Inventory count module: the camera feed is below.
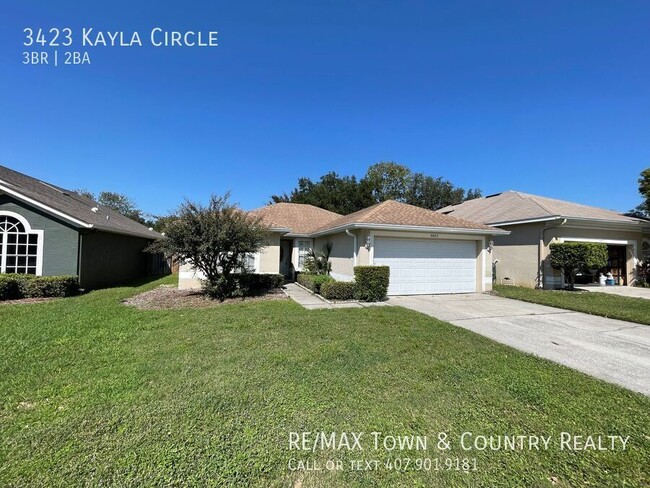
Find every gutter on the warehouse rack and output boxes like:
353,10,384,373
345,228,358,266
311,222,509,238
489,215,643,228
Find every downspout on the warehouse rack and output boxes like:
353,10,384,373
345,228,357,266
539,218,567,288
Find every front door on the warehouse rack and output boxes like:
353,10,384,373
279,239,293,279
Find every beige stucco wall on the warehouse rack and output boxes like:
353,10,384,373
178,261,204,290
492,222,543,288
315,231,356,281
258,233,281,273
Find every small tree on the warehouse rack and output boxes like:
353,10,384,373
148,194,269,300
303,243,333,275
549,242,608,290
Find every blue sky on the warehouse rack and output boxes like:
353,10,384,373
1,1,648,216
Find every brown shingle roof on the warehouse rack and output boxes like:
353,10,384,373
312,200,500,234
0,165,162,239
438,191,642,225
249,202,342,235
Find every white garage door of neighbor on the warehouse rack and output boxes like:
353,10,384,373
373,237,477,295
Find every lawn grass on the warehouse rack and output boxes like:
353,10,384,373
492,285,650,326
1,276,648,487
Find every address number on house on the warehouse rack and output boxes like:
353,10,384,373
430,233,439,238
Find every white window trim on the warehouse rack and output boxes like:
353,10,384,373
0,210,44,276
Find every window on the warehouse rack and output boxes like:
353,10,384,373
0,214,42,275
243,253,257,273
298,240,312,270
643,240,650,262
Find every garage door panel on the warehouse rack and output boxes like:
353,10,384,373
374,237,477,295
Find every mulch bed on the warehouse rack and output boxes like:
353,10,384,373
122,285,288,310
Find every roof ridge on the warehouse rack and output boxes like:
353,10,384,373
513,192,556,216
364,200,392,220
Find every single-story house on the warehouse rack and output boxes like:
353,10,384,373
0,165,163,289
179,200,509,295
438,191,650,289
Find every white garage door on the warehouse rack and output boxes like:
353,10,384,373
374,237,477,295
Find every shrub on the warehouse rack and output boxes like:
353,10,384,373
353,266,389,302
236,273,284,296
0,275,79,301
297,273,333,293
549,242,608,290
0,275,21,300
320,281,356,300
635,261,650,288
303,243,333,275
147,193,269,301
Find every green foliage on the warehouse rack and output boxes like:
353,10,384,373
0,275,20,300
320,280,356,300
549,242,608,290
365,161,412,202
353,266,390,302
635,261,650,288
148,193,269,301
270,172,374,215
631,168,650,217
270,163,481,213
75,189,149,224
296,273,334,293
236,274,284,296
303,243,333,275
0,275,79,301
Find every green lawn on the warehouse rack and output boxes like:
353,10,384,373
1,276,648,487
492,285,650,326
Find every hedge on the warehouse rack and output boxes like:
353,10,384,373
0,275,79,301
296,273,333,294
353,266,389,302
320,281,356,301
236,273,284,296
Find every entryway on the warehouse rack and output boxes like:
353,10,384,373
279,239,294,280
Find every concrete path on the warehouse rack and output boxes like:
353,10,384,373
577,285,650,300
283,283,390,310
389,294,650,396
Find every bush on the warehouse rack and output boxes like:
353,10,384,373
635,261,650,288
0,275,79,301
549,242,608,290
320,281,356,300
353,266,389,302
297,273,333,293
236,273,284,296
0,275,21,300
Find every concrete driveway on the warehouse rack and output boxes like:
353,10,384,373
389,294,650,396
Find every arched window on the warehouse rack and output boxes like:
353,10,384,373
0,213,43,275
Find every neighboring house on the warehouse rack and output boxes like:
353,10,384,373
439,191,650,289
0,165,163,289
179,200,508,296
